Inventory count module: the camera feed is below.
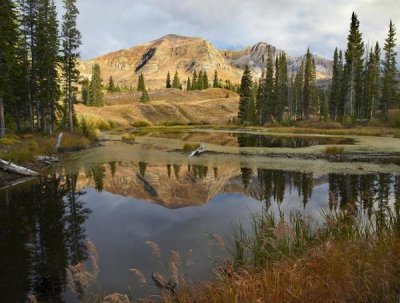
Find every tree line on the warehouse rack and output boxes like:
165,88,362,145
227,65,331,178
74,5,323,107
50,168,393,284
238,12,398,125
0,0,82,137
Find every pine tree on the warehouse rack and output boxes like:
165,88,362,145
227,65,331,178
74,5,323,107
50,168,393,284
198,71,204,90
256,71,266,124
186,77,191,91
264,46,275,122
192,70,197,90
61,0,82,132
343,12,364,119
381,20,397,122
213,70,219,88
238,65,255,124
172,70,181,89
303,48,317,120
81,77,89,104
329,48,341,120
137,73,145,92
203,71,209,89
0,0,19,136
364,43,381,120
88,64,103,107
276,52,288,121
107,76,115,92
319,89,329,121
140,89,149,102
293,61,304,119
166,71,171,88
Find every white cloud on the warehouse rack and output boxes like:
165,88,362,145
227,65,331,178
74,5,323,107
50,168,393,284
55,0,400,60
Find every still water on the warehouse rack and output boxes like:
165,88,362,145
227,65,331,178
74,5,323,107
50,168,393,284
0,139,398,302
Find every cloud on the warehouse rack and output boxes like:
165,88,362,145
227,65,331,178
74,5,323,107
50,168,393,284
55,0,400,60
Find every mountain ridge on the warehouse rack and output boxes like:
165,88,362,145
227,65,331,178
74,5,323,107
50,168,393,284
79,34,332,89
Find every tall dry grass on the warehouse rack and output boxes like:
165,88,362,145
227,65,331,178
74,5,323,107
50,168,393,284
165,210,400,303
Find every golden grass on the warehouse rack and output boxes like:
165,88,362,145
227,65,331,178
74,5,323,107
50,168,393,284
59,133,92,151
324,146,345,155
183,143,200,151
121,133,136,142
164,211,400,303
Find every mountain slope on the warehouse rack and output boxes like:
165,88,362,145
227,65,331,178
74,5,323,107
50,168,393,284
79,35,333,89
221,42,333,79
79,34,243,89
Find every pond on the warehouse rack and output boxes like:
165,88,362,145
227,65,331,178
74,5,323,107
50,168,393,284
0,136,398,302
139,130,355,148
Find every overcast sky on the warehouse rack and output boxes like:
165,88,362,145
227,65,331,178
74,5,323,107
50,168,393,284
55,0,400,60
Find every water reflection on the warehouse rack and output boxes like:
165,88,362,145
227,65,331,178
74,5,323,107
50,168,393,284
0,175,91,302
144,131,355,148
1,161,399,302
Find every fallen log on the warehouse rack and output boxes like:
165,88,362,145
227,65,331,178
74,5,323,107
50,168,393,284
189,145,207,158
35,155,59,165
0,159,39,177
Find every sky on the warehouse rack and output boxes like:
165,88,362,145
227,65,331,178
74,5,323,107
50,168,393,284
55,0,400,60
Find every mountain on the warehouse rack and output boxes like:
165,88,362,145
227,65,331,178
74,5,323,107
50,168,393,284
79,34,243,89
79,35,332,89
221,42,333,80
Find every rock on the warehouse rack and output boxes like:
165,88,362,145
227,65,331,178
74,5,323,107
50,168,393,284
102,293,130,303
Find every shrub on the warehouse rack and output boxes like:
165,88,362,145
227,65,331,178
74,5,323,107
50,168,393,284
60,133,92,152
0,135,20,145
183,143,200,151
97,120,111,130
324,146,344,155
394,131,400,138
121,133,136,142
389,110,400,127
79,118,99,140
131,120,150,127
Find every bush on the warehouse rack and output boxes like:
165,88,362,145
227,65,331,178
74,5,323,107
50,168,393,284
60,133,92,152
183,143,200,151
394,131,400,138
131,120,150,127
121,133,136,142
0,135,20,145
324,146,345,155
79,118,99,140
97,120,111,130
389,110,400,127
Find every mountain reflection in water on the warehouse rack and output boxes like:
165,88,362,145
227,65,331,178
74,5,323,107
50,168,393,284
1,161,399,302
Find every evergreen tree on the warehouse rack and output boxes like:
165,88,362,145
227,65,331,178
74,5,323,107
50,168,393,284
343,12,364,119
166,71,171,88
264,46,275,122
293,61,304,119
303,48,317,119
319,89,329,121
186,77,191,91
0,0,19,136
276,52,288,121
364,43,381,120
203,71,209,89
238,65,255,124
213,70,219,88
140,89,149,102
197,71,204,90
81,77,89,104
88,64,103,106
137,73,145,92
107,76,115,92
191,70,197,90
256,71,267,124
61,0,82,132
172,70,181,89
381,20,397,122
329,48,342,120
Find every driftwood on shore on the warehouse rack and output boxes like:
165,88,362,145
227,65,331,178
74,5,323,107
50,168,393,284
0,159,39,177
35,156,59,165
189,145,207,158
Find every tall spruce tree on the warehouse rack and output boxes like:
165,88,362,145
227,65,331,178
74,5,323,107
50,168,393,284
137,73,145,92
238,65,255,124
61,0,82,132
293,61,304,119
303,48,317,120
107,76,115,92
81,77,89,104
213,70,219,88
172,71,181,89
203,71,209,89
329,47,343,120
256,71,266,124
192,70,197,90
187,77,191,91
264,46,275,122
88,64,103,106
364,43,381,120
381,20,397,122
166,71,171,88
343,12,364,119
0,0,19,136
276,53,288,121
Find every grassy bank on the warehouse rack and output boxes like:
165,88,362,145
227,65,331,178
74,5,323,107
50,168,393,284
159,209,400,303
0,132,94,164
